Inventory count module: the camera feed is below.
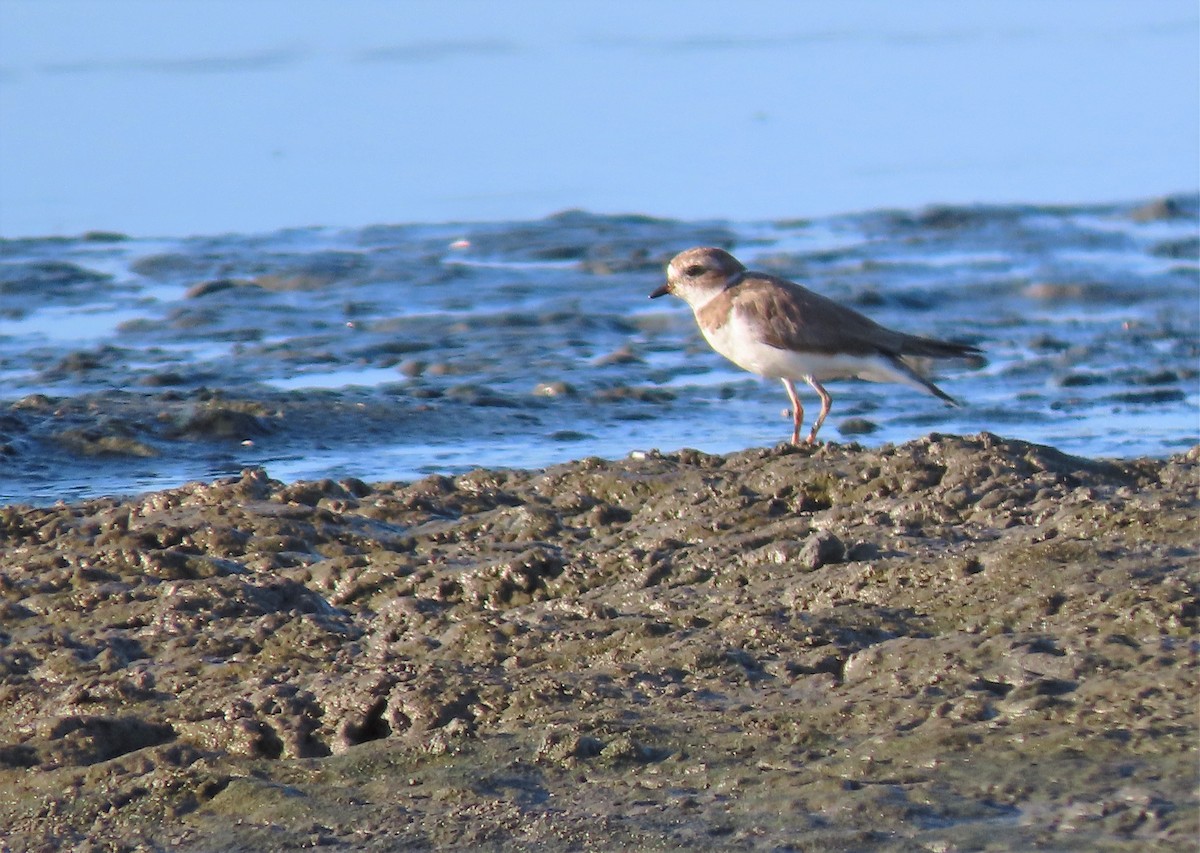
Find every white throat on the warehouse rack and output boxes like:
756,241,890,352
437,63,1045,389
679,270,743,313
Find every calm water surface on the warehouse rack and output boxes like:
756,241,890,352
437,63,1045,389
1,1,1196,235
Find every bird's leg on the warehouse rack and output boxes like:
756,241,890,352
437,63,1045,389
781,379,804,445
804,376,832,444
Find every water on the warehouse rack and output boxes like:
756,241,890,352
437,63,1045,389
1,2,1196,236
1,3,1196,503
1,197,1196,505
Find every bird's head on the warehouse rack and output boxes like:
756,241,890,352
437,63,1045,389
650,247,746,308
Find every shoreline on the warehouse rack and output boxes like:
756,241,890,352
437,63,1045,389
1,432,1196,849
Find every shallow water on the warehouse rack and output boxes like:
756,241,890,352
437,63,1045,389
1,195,1197,505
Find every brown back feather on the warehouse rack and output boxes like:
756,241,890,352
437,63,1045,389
723,274,980,358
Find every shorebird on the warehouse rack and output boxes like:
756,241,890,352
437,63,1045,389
650,247,981,445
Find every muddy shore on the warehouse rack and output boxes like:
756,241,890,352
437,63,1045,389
0,433,1196,851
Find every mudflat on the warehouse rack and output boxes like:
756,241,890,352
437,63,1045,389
1,433,1196,850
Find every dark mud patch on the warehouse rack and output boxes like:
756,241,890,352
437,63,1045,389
0,434,1196,850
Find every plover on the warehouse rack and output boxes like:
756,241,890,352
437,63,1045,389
650,247,981,445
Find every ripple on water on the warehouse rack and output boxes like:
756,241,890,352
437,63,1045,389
0,195,1196,504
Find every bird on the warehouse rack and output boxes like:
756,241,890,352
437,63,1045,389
649,246,982,445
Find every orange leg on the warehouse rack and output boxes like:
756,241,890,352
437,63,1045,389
781,379,804,445
804,376,832,444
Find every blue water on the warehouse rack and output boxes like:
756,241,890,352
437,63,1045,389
1,3,1196,504
1,196,1196,505
1,1,1196,237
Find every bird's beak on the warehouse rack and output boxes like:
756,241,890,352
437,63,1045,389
649,283,670,299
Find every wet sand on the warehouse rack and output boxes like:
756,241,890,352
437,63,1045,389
1,433,1195,850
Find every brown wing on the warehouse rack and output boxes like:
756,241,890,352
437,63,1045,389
730,274,982,359
730,274,910,356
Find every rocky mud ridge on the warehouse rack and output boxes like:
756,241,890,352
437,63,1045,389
0,433,1196,850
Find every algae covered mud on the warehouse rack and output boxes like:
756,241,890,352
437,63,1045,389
0,435,1196,850
1,194,1198,505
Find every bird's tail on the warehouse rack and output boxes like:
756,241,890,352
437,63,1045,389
885,354,961,406
897,335,982,360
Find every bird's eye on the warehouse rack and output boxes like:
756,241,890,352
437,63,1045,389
683,264,707,277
